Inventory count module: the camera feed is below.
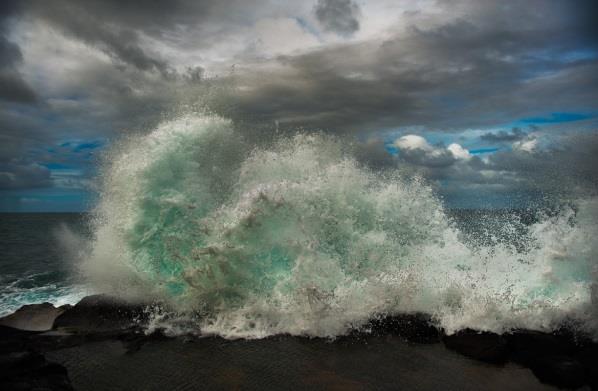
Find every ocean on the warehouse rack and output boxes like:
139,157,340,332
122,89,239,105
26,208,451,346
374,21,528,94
0,209,533,316
2,211,589,389
0,213,90,316
1,115,596,339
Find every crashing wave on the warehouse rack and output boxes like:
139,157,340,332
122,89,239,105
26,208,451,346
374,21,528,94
82,114,598,339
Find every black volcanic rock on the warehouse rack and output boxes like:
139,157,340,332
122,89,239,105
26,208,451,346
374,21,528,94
506,329,593,389
528,355,586,389
53,294,150,333
0,325,39,354
578,343,598,390
0,350,45,375
0,302,66,331
443,329,508,364
364,313,443,343
506,330,575,359
3,296,598,389
0,349,73,390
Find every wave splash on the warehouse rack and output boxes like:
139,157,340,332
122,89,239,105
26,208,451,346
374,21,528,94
84,114,598,338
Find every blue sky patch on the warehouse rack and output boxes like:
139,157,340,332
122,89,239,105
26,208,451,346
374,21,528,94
520,112,593,124
469,147,499,155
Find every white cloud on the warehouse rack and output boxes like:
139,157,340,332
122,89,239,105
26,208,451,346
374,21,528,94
395,135,471,160
394,134,433,151
393,134,458,167
513,138,538,152
447,143,471,160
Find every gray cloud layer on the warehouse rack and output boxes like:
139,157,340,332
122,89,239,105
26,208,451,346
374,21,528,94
0,0,596,206
224,2,598,132
0,1,36,103
480,128,529,143
314,0,360,36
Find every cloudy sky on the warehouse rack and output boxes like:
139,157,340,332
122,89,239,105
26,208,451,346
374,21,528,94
1,0,597,211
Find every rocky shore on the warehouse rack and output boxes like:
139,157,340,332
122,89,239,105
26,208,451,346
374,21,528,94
1,295,596,390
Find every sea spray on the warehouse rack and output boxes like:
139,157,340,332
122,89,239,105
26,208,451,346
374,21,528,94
83,114,598,338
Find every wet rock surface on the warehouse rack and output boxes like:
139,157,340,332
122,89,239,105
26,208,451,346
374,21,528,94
359,313,443,343
52,295,149,333
0,302,66,331
0,327,73,390
1,296,597,390
443,329,509,364
442,327,597,389
0,350,74,391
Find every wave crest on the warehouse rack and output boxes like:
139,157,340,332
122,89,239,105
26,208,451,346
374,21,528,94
84,114,597,338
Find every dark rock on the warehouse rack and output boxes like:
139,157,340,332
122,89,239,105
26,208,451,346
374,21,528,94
0,325,38,339
0,302,66,331
443,329,508,364
506,330,575,360
360,313,443,343
0,350,45,378
528,355,586,389
505,329,591,388
0,350,73,390
53,294,149,333
119,329,169,354
578,343,598,390
4,299,596,390
0,326,39,354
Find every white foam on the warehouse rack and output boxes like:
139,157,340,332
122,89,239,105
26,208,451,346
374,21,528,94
82,113,598,339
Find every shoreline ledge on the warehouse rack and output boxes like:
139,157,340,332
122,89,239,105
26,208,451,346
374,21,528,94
1,295,597,390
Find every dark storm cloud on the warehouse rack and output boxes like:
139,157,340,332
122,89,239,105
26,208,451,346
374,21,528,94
353,138,396,169
574,0,598,47
480,128,528,143
314,0,360,36
28,0,173,75
487,132,598,194
0,0,36,103
0,0,596,202
228,44,595,134
389,130,598,207
397,147,457,168
10,0,598,135
0,71,37,103
218,0,598,134
0,162,51,189
0,109,47,162
25,0,268,75
0,107,71,189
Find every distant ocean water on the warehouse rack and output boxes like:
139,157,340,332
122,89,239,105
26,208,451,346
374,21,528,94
0,213,90,316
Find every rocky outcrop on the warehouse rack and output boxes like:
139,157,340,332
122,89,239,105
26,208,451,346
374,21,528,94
0,326,73,390
444,329,509,364
1,296,598,390
359,313,443,343
0,350,73,390
0,302,66,331
443,327,597,389
506,330,593,390
52,294,150,333
0,295,153,391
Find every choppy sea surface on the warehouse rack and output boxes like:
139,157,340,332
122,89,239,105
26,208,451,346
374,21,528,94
0,213,90,316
